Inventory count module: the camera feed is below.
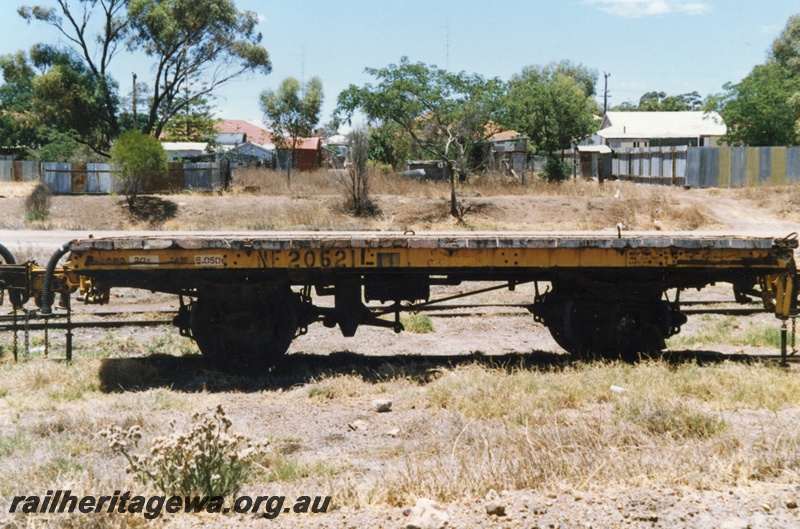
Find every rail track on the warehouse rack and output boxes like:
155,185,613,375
2,300,797,364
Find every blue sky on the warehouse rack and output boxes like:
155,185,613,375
1,0,798,125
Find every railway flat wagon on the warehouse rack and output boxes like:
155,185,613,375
0,232,797,368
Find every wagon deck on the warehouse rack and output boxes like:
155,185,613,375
1,231,797,368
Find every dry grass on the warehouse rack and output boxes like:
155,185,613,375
667,316,782,350
724,184,800,223
1,328,799,518
0,173,715,232
328,361,800,506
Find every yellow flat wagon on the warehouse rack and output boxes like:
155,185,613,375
1,232,797,368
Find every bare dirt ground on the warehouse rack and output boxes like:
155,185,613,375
1,175,800,529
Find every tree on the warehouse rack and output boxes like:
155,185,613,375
127,0,271,138
160,88,219,145
713,62,800,146
17,0,271,155
336,58,504,218
772,14,800,73
0,45,117,156
260,76,323,187
19,0,128,153
502,64,600,179
0,51,38,155
367,123,412,170
544,60,599,98
637,91,703,111
771,13,800,141
110,130,167,209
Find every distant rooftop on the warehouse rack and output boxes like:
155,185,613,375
216,120,274,146
598,111,726,139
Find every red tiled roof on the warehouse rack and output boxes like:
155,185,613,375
216,120,274,145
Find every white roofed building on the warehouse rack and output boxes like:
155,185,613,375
597,111,726,149
161,142,209,161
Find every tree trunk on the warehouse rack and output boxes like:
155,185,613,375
287,148,295,189
448,165,459,219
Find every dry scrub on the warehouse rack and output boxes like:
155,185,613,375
1,330,799,522
0,171,717,232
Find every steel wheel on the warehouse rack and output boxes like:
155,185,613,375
190,286,298,371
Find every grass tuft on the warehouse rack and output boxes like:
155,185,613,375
401,313,434,334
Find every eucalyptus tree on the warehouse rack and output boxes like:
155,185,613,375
336,57,504,218
15,0,271,155
260,76,323,187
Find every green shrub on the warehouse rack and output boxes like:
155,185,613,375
542,155,572,182
110,130,168,210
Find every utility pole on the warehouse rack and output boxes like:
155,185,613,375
603,72,611,115
132,72,138,130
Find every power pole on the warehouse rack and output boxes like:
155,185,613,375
603,72,611,115
132,72,138,130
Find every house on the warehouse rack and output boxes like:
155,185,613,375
597,111,726,148
215,119,275,147
487,132,528,181
215,119,276,166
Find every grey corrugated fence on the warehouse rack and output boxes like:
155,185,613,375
613,147,688,186
0,161,226,193
612,146,800,188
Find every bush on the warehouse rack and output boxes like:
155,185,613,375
341,127,378,216
542,155,573,183
110,130,168,210
24,183,51,221
101,405,265,497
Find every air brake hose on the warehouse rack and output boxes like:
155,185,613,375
0,243,24,309
40,242,71,315
0,243,14,265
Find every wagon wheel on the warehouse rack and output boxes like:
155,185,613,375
535,286,683,361
190,286,299,371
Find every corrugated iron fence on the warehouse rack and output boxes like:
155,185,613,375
613,146,800,188
0,161,226,193
613,147,688,186
685,147,800,188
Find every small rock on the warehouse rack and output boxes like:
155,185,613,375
485,502,506,516
348,420,367,431
371,398,392,413
385,428,401,437
403,498,450,529
787,497,798,509
610,385,629,393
